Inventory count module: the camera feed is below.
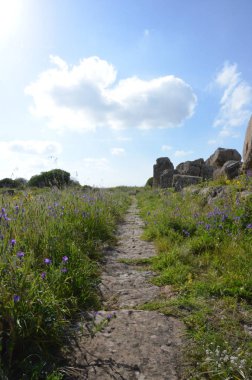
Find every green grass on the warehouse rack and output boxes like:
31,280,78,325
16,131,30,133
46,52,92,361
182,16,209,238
0,187,131,379
137,176,252,379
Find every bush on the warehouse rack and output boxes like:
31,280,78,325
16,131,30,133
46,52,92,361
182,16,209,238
28,169,71,188
145,177,153,187
0,178,18,188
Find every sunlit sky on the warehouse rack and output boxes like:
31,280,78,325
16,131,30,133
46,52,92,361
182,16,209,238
1,0,252,186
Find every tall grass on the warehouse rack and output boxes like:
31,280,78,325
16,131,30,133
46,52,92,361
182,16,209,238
137,177,252,379
0,187,130,379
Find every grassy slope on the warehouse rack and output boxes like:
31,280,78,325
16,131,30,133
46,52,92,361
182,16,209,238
0,187,131,379
137,179,252,379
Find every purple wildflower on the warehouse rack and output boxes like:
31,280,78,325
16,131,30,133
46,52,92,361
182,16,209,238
246,223,252,229
107,311,116,320
13,294,20,303
41,272,46,279
44,258,52,264
61,267,68,273
62,255,68,262
205,224,211,231
221,215,228,222
182,229,190,237
17,251,25,258
11,239,16,246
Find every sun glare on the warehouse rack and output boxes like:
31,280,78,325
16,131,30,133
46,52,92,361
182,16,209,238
0,0,21,40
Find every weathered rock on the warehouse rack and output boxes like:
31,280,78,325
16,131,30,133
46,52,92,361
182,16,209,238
153,157,174,187
206,147,241,168
199,186,226,205
176,160,201,177
213,160,242,180
172,174,202,191
201,165,214,180
160,169,174,188
213,167,222,180
176,158,213,180
243,116,252,171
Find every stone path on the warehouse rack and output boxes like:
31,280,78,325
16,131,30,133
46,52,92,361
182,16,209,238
67,198,184,379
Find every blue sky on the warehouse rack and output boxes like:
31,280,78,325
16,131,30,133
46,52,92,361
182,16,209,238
1,0,252,186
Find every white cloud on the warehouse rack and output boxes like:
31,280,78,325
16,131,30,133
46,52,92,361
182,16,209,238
0,140,63,180
161,144,172,152
3,140,62,156
213,62,252,136
208,139,218,145
25,55,197,132
174,150,194,158
219,128,239,138
110,147,125,156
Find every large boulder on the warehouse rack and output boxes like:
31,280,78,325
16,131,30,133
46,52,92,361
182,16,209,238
176,158,213,180
213,160,242,180
176,160,202,177
153,157,174,187
243,116,252,171
206,148,241,168
172,174,202,191
160,169,175,188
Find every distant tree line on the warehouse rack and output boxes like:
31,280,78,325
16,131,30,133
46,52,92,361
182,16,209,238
0,169,80,189
0,178,27,189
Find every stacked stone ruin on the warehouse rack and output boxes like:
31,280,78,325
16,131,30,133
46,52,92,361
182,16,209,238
152,115,252,191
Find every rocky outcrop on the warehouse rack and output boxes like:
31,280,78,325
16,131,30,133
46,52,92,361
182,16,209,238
172,174,202,191
176,158,213,180
213,160,242,180
160,169,176,188
152,145,243,191
153,157,174,187
243,116,252,171
206,148,241,168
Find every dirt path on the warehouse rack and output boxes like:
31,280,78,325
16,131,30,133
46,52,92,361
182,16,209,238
68,198,185,379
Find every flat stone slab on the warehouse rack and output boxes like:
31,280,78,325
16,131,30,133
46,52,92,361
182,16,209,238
100,268,160,308
72,310,184,380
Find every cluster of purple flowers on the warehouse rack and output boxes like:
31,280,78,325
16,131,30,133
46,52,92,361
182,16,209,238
0,207,11,222
41,255,69,278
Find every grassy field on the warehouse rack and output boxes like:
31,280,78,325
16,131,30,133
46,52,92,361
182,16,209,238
1,178,252,379
137,177,252,379
0,186,130,379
